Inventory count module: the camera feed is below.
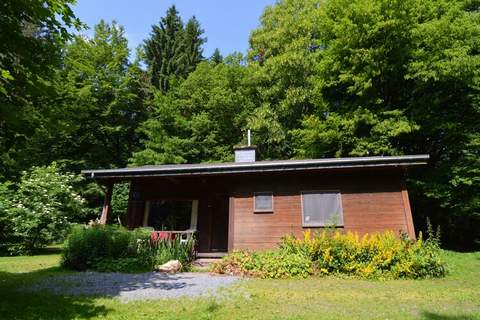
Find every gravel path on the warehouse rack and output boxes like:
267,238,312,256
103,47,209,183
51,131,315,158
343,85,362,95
23,272,240,302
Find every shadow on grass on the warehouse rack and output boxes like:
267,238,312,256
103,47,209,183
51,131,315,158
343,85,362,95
34,245,64,255
26,271,196,297
422,311,477,320
0,268,109,319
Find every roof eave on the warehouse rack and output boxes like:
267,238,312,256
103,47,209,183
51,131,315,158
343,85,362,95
81,155,429,180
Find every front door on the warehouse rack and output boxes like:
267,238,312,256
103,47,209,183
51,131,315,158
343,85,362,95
197,195,229,252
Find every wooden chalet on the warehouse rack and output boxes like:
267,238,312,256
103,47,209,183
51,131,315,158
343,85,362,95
82,147,428,257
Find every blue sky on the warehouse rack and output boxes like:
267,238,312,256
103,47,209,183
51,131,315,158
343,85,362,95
72,0,276,59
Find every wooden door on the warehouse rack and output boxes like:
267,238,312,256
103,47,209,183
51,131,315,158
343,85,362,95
209,196,229,251
196,196,229,252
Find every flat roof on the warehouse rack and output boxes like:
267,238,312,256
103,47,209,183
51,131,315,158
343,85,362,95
82,154,429,180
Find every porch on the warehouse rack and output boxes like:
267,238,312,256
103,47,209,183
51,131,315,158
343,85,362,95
99,176,231,256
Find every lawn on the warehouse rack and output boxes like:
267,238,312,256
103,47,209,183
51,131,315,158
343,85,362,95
0,250,479,320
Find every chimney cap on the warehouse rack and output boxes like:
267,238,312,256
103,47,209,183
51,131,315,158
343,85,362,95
233,144,257,151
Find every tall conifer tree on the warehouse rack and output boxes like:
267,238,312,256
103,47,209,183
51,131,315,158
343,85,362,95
210,48,223,64
184,16,206,73
144,6,205,91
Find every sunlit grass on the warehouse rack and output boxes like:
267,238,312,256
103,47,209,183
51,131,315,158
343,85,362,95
0,250,479,319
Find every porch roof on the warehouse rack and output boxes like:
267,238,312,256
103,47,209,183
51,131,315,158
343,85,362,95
81,154,429,180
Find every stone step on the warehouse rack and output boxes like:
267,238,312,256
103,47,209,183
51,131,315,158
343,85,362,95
193,258,222,268
192,258,222,271
196,252,228,258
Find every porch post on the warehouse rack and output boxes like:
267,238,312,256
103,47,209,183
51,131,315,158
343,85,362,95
400,178,416,239
100,182,113,224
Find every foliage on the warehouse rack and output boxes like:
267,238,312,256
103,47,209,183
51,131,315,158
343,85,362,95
131,59,256,165
211,250,313,279
0,251,479,319
1,20,150,221
248,0,480,248
62,224,151,271
48,20,148,171
0,0,82,180
1,0,478,251
282,229,446,279
3,163,86,255
0,182,14,254
292,108,419,158
0,0,81,94
210,48,224,64
150,235,195,268
213,230,446,279
110,183,130,224
62,225,195,272
144,5,205,91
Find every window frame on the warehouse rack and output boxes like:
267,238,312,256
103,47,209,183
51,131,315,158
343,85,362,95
253,191,274,213
300,190,344,227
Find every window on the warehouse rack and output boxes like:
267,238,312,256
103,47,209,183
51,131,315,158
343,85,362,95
301,191,343,227
146,200,194,231
254,192,273,212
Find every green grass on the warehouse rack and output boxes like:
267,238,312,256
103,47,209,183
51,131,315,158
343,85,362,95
0,250,479,319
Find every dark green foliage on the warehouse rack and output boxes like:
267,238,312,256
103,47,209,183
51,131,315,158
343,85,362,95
48,20,148,171
110,183,130,225
0,0,81,181
144,6,205,91
248,0,480,248
62,225,151,271
62,225,195,272
0,182,14,254
0,18,148,196
210,48,223,64
131,59,256,165
184,16,206,73
1,0,478,251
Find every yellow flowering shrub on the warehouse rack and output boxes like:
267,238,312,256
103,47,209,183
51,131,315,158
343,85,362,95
281,230,446,279
212,229,446,279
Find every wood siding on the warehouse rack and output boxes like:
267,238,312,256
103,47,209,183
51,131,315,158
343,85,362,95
124,167,416,252
229,169,414,250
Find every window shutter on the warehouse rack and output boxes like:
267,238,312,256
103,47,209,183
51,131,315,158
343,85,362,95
302,191,343,226
254,192,273,212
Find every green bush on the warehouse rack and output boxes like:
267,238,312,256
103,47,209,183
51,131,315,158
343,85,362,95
211,250,313,279
62,224,195,272
2,163,86,255
62,224,151,271
212,229,446,280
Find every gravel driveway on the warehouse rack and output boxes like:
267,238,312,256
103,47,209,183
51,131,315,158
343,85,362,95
23,272,240,302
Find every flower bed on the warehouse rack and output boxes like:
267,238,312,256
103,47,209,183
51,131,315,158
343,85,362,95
211,230,446,279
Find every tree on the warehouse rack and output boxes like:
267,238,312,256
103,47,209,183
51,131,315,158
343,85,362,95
0,182,14,254
291,109,419,158
24,20,148,172
210,48,223,64
131,58,256,165
144,6,205,91
249,0,480,248
0,0,81,181
184,16,206,72
110,183,130,224
247,0,324,159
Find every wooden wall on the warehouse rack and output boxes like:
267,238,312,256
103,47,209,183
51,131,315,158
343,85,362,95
229,169,415,251
123,167,415,252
